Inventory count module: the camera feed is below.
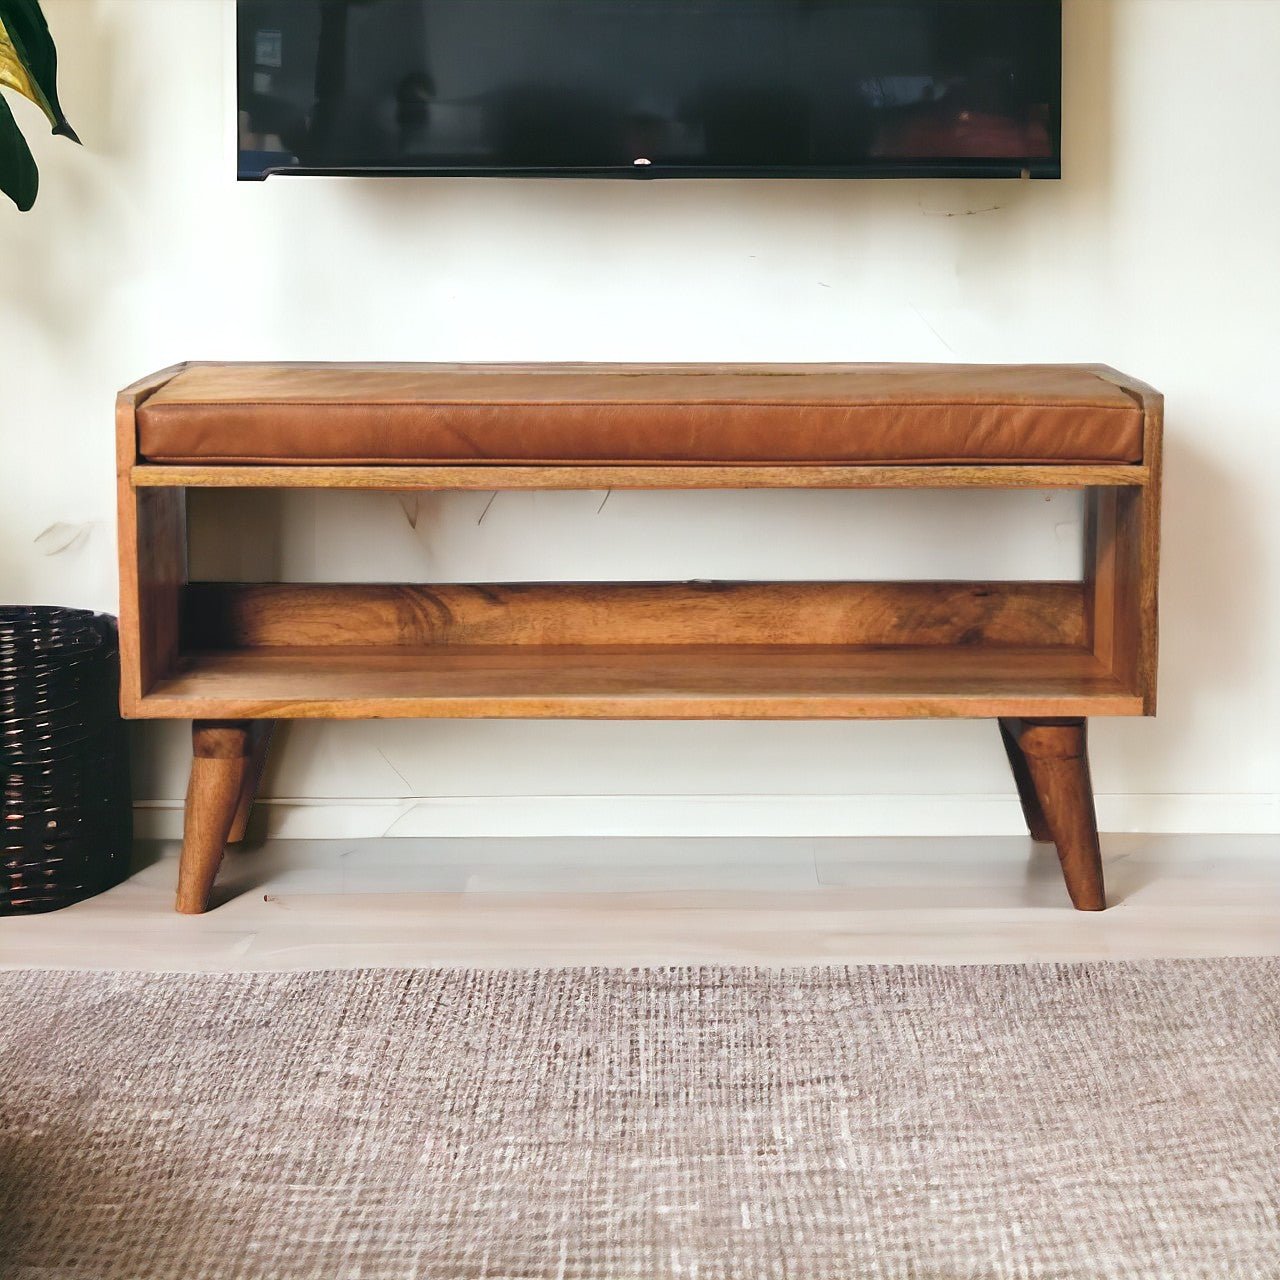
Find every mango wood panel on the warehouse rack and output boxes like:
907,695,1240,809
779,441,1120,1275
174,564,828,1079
1083,376,1162,713
134,644,1142,720
1131,382,1163,711
116,365,189,712
124,489,186,703
131,463,1150,491
184,580,1088,651
1112,484,1161,711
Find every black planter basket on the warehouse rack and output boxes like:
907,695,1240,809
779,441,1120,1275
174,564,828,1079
1,607,132,915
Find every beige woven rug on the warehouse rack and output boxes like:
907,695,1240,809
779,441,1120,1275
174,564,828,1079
1,960,1277,1279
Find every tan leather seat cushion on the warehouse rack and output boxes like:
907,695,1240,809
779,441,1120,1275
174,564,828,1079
136,363,1144,466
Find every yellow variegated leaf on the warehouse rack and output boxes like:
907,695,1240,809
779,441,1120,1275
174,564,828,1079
0,11,54,127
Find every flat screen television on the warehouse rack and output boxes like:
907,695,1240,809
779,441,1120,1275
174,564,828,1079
238,0,1061,180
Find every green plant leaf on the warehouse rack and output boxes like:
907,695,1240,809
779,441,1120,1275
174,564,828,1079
0,0,77,141
0,90,37,209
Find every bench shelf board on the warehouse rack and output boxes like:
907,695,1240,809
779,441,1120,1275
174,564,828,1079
133,644,1141,720
130,463,1150,492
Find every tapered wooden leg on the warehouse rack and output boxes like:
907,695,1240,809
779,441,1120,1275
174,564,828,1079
997,717,1053,843
1008,717,1106,911
176,721,252,914
226,720,275,844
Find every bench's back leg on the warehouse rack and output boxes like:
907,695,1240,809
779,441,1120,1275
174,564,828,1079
1003,717,1106,911
997,717,1053,844
226,721,276,845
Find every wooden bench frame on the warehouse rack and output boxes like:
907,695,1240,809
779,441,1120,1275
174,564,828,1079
116,364,1162,914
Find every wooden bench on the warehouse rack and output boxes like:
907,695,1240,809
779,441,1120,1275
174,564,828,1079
116,362,1162,914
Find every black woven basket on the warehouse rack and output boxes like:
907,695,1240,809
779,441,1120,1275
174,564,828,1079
1,607,132,915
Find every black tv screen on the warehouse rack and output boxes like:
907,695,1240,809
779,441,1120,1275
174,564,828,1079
238,0,1061,180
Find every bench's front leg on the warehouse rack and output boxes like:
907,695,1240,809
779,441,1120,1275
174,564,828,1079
176,721,254,913
1003,717,1106,911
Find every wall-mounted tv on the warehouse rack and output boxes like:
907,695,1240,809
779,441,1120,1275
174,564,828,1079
238,0,1061,181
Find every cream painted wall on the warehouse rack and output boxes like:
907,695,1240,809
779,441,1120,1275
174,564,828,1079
2,0,1277,837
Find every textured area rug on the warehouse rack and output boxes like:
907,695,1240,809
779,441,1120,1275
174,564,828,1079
1,961,1278,1279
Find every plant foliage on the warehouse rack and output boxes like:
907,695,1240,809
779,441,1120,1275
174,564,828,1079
0,0,78,211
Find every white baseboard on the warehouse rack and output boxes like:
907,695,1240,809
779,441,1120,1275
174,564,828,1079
131,792,1280,840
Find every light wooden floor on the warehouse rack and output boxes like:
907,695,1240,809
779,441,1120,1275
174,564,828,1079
2,834,1278,971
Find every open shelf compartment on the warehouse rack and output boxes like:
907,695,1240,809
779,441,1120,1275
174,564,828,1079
123,577,1143,720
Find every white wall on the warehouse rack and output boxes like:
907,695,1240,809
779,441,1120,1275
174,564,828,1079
2,0,1277,838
